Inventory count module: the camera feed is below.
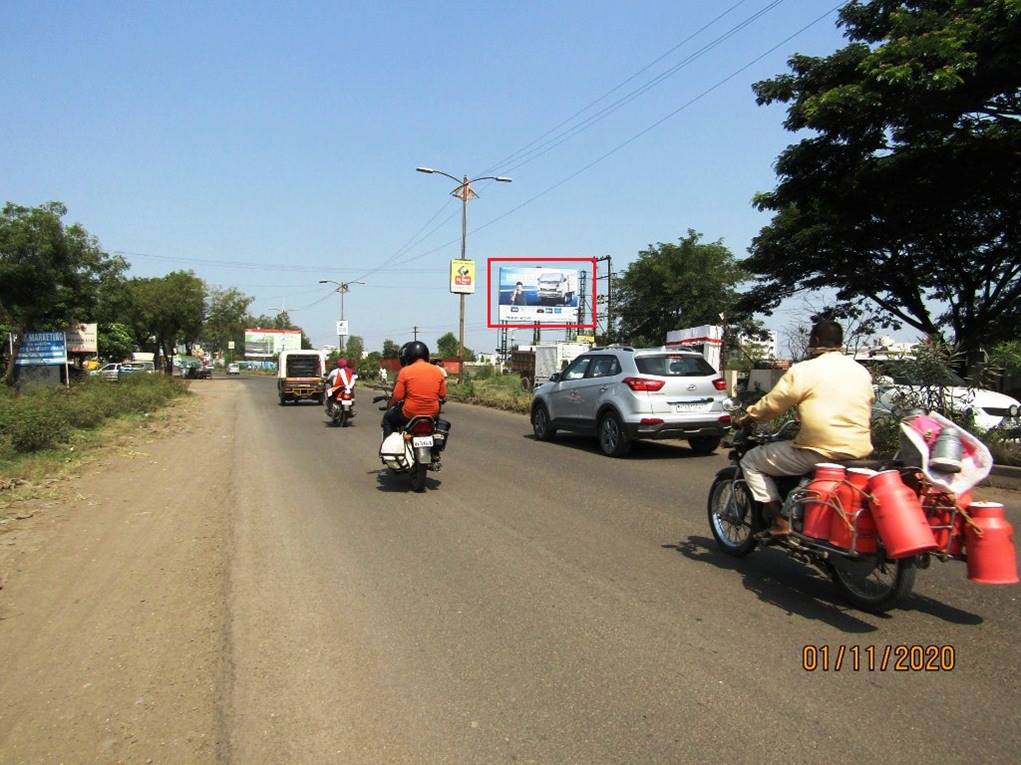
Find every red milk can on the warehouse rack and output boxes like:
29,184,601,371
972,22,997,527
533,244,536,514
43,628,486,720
830,468,877,553
801,463,845,539
866,470,939,559
964,502,1019,584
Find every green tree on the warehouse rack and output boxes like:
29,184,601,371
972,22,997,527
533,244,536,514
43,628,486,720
382,339,400,358
613,230,745,346
97,322,136,362
0,201,126,383
204,287,253,355
125,271,206,373
740,0,1021,364
436,332,475,361
343,335,364,362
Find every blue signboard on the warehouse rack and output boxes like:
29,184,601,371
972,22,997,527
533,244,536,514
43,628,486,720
16,332,68,366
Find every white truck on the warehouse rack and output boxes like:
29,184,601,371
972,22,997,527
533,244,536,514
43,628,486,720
537,270,579,305
533,343,590,388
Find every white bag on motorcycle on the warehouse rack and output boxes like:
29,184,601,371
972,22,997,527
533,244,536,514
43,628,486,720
379,432,413,470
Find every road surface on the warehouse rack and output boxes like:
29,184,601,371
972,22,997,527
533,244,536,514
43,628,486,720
1,377,1018,763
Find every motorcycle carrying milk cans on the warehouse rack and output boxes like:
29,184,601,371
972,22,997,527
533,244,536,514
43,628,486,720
708,408,1017,613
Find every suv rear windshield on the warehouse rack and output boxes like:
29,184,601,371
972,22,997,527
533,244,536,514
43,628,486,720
636,354,715,377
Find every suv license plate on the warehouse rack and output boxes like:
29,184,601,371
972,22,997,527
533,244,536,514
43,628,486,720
674,402,709,413
412,436,434,448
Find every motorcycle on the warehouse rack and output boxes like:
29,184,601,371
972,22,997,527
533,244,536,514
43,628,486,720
326,385,355,427
372,389,450,492
706,403,1014,613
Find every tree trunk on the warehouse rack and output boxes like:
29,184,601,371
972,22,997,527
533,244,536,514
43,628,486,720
3,329,21,387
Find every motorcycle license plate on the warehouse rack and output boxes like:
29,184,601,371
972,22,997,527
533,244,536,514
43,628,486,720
341,400,352,407
674,402,709,413
412,436,434,448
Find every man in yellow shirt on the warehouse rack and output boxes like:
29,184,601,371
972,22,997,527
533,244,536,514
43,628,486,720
734,320,874,535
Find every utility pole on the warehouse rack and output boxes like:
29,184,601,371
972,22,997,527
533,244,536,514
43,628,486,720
413,325,419,341
416,167,512,384
596,255,613,342
319,279,364,353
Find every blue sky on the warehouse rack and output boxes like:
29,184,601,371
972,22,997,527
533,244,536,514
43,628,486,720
3,1,851,354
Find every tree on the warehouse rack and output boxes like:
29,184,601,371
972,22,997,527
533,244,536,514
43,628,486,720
382,339,400,358
436,332,475,361
125,271,206,373
0,201,126,383
203,287,253,355
613,230,746,346
343,335,364,361
740,1,1021,365
97,322,135,362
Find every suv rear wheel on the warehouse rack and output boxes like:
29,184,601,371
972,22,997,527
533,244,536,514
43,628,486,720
598,411,632,457
688,436,721,455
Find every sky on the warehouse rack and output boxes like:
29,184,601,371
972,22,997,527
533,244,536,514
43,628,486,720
2,0,854,355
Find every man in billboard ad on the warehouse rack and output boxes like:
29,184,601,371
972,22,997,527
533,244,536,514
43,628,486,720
497,267,580,323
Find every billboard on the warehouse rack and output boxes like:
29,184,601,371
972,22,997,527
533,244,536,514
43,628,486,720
65,323,98,353
450,259,476,294
497,266,582,324
244,328,302,358
16,331,68,366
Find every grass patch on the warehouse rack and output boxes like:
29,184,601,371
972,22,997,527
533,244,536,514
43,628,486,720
0,375,189,477
446,373,533,415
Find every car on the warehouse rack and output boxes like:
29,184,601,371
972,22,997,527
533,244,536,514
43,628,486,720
530,346,731,457
857,357,1021,436
90,362,121,381
183,362,212,379
118,361,155,379
227,362,240,375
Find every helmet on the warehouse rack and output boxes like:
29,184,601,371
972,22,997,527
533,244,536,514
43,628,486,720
336,357,348,368
399,341,430,366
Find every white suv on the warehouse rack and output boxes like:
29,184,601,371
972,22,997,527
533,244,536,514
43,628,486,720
530,347,731,457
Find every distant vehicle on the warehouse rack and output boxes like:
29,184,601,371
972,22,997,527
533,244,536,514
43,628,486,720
183,363,211,379
227,362,241,375
531,346,731,457
90,362,122,381
856,356,1021,436
277,350,327,405
118,361,155,379
537,270,578,305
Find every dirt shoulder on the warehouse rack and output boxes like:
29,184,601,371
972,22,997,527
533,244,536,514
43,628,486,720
0,382,234,763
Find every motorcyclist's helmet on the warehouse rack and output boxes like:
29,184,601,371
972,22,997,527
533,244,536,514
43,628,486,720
399,341,430,366
336,357,348,368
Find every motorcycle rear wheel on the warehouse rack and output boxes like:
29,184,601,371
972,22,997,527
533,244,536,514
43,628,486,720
410,461,428,492
829,556,915,614
707,475,758,557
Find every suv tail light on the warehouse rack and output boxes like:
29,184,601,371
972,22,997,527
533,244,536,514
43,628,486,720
623,377,665,392
712,378,727,391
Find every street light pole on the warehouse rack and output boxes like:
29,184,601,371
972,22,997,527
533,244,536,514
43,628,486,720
416,167,512,383
319,279,364,353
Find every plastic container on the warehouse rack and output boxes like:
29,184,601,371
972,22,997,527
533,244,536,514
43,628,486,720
964,502,1019,584
830,468,878,553
866,470,939,558
801,464,845,539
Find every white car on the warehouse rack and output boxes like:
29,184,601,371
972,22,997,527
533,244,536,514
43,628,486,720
89,362,121,381
860,359,1021,435
227,363,241,375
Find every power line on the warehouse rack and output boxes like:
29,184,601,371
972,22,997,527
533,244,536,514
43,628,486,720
115,249,445,274
492,0,785,176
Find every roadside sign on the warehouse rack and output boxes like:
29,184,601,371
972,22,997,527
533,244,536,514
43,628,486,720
450,259,476,294
336,320,349,336
65,323,97,353
16,332,68,366
228,340,236,350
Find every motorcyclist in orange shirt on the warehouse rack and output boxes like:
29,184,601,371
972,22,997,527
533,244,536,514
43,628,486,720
382,341,447,437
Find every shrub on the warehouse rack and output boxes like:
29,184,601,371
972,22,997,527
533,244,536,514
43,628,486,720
8,405,70,452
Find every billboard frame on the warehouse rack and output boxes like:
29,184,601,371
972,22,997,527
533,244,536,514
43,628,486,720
486,257,597,329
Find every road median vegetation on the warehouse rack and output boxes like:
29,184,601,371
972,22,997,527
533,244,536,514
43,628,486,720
445,371,532,415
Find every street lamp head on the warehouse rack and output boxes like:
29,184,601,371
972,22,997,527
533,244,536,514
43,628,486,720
416,167,435,174
494,176,513,183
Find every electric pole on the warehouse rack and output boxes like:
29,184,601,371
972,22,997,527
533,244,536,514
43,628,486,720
319,280,364,352
413,325,419,341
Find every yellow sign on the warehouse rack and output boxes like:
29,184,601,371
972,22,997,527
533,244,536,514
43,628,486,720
576,334,595,344
450,259,476,294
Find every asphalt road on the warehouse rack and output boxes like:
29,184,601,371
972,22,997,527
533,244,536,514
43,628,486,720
1,375,1018,763
224,377,1020,763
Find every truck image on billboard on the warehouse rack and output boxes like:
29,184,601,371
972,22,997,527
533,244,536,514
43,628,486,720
244,328,302,358
497,266,581,324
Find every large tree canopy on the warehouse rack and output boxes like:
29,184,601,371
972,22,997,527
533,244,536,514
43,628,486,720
740,0,1021,361
0,201,126,382
613,230,746,347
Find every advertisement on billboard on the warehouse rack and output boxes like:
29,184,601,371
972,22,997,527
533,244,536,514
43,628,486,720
16,331,68,366
244,328,302,358
449,259,476,294
497,266,581,324
65,323,98,353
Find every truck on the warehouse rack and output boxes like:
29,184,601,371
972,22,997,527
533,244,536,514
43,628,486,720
537,270,579,305
511,342,591,389
277,349,327,405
